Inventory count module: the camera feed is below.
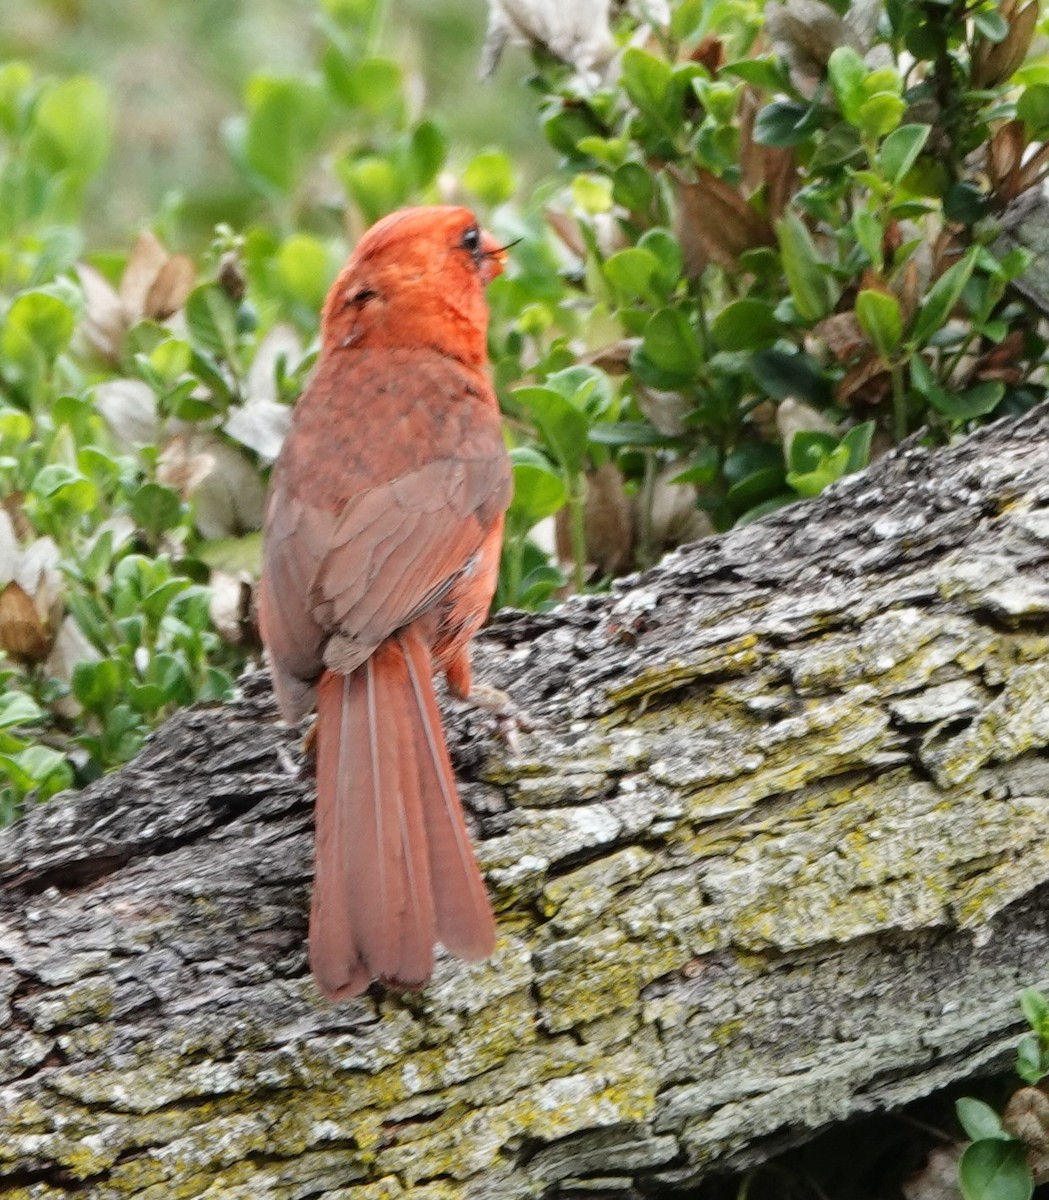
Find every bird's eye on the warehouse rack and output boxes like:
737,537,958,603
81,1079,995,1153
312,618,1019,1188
460,225,482,259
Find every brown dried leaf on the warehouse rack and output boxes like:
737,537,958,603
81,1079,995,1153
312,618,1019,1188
670,164,774,276
837,353,889,406
690,34,724,73
160,433,266,539
482,0,616,78
45,616,101,715
989,121,1026,193
1004,1086,1049,1156
1,498,29,546
636,385,690,436
209,570,258,647
901,1143,964,1200
0,509,18,584
144,254,194,321
544,209,586,259
555,462,634,577
1015,141,1049,198
737,88,797,212
765,0,849,90
94,380,159,452
972,0,1038,88
764,146,798,221
581,339,638,374
896,258,921,324
645,463,713,555
776,397,839,454
76,263,127,362
0,582,52,663
974,329,1026,384
224,399,292,464
119,231,170,322
813,312,867,362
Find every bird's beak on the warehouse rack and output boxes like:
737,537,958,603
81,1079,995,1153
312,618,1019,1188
479,231,516,285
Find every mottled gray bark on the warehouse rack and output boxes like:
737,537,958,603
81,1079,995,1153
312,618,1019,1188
3,406,1049,1199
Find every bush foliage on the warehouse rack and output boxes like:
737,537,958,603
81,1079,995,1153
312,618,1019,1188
0,0,1047,819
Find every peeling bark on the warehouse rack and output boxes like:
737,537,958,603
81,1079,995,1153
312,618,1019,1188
3,407,1049,1198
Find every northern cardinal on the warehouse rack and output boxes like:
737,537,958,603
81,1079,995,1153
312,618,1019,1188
259,206,511,999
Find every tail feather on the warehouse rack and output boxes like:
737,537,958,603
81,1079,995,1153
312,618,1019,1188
308,629,493,1000
398,630,496,961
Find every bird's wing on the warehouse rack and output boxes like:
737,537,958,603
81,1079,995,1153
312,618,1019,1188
258,358,509,721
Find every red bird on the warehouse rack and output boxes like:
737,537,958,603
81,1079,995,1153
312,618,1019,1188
259,206,511,999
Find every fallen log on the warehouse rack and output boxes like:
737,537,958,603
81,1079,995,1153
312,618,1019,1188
2,406,1049,1198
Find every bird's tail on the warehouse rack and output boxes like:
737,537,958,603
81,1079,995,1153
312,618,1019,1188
309,626,495,1000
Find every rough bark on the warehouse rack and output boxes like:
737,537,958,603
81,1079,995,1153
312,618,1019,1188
3,406,1049,1199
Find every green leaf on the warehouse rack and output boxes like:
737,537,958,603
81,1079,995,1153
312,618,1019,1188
507,447,568,528
787,444,851,496
858,93,905,138
409,119,447,189
828,46,867,126
856,289,903,358
1016,1031,1045,1084
944,181,989,225
0,745,72,800
337,153,403,223
753,99,814,147
879,123,930,183
185,284,238,359
2,291,76,368
326,55,402,116
841,421,875,472
724,443,787,513
276,233,331,309
0,62,32,136
670,0,704,41
512,387,590,475
31,76,110,178
910,249,979,347
589,422,682,448
603,247,661,302
30,463,96,514
911,354,1004,420
632,307,702,386
852,210,884,265
1019,988,1049,1034
73,659,129,713
956,1098,1009,1142
243,75,328,193
149,338,191,385
463,149,515,206
958,1139,1032,1200
637,228,683,296
612,162,655,212
0,692,44,730
130,483,183,537
622,47,674,123
713,299,783,351
777,212,833,322
735,492,797,525
1018,84,1049,137
751,349,831,405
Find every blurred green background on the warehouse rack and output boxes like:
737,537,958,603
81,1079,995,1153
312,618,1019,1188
0,0,546,246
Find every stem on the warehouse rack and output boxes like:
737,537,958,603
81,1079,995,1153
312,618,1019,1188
567,472,587,595
366,0,389,56
507,532,524,606
637,450,657,569
891,361,908,441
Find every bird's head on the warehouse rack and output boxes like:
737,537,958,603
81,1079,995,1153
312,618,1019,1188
321,206,509,369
